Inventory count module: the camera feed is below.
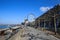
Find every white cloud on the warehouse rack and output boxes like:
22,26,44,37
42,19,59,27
40,6,52,12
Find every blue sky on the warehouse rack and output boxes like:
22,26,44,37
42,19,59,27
0,0,60,24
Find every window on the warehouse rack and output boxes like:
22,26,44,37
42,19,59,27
57,11,60,14
59,11,60,14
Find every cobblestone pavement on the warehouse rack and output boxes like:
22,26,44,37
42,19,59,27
0,36,5,40
8,26,60,40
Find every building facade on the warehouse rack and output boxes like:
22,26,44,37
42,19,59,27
35,4,60,34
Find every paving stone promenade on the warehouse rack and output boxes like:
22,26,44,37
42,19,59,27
8,26,60,40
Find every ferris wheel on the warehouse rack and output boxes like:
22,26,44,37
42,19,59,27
27,13,36,22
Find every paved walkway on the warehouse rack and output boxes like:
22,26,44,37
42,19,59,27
0,36,5,40
8,26,60,40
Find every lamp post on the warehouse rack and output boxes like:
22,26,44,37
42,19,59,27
54,15,57,35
